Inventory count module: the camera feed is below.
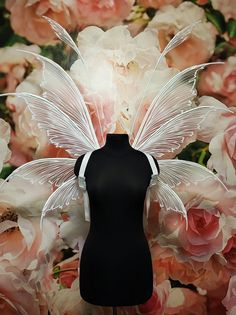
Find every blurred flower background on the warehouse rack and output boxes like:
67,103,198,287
0,0,236,314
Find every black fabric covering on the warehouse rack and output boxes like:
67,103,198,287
74,133,159,306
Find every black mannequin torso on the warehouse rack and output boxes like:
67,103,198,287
74,133,159,306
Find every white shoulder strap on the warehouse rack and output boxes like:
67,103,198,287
78,151,94,222
79,151,94,179
142,152,159,220
143,152,158,175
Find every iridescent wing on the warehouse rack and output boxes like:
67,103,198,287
130,21,201,138
149,178,188,230
42,16,86,64
158,159,229,192
0,158,75,191
131,63,224,146
2,93,100,157
40,176,80,230
132,105,231,159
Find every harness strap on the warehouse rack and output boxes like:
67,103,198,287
78,151,159,222
78,151,94,222
142,152,159,220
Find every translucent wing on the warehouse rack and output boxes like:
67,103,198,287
1,92,100,157
131,62,223,145
42,16,86,64
130,21,201,138
158,159,228,192
0,158,75,191
133,105,231,159
150,179,188,230
40,176,80,230
17,49,101,148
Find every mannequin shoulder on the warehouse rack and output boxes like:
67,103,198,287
74,154,86,177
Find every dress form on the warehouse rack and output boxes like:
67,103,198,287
74,132,159,310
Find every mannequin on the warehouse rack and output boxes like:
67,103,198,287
74,128,160,310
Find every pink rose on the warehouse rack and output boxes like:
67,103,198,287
165,288,207,315
5,0,80,45
0,43,40,93
58,259,79,289
222,234,236,270
157,178,233,263
222,275,236,315
0,118,11,171
0,261,48,315
0,203,57,271
147,2,217,70
212,0,236,21
75,0,135,29
137,0,182,9
197,96,236,186
6,0,135,45
137,280,171,315
198,57,236,108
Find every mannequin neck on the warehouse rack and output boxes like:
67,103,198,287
102,133,133,155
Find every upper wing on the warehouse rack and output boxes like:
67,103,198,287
131,62,223,147
149,179,188,230
158,159,228,192
16,49,101,148
42,16,86,64
2,92,100,157
130,21,201,139
0,158,76,191
40,176,80,230
132,105,231,159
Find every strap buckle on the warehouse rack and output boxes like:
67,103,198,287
78,176,86,190
150,174,159,186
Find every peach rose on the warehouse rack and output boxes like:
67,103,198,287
147,2,217,70
212,0,236,21
0,118,11,171
137,0,182,9
6,0,135,45
165,288,207,315
5,0,80,45
198,57,236,108
58,259,79,289
222,275,236,315
0,43,40,93
0,262,48,315
75,0,135,29
138,280,171,315
156,178,233,263
0,202,57,271
197,96,236,186
222,234,236,270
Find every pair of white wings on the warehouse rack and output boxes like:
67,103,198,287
0,18,231,231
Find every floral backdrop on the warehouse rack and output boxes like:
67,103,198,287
0,0,236,314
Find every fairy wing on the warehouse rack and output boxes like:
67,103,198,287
148,178,188,230
132,105,231,159
40,176,84,230
3,92,100,158
0,158,76,191
158,159,228,192
130,62,224,147
130,21,201,138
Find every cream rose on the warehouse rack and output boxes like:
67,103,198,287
147,2,217,70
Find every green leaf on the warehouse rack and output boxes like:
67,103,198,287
214,39,236,59
205,9,226,34
0,0,6,9
227,18,236,39
177,140,210,166
0,164,15,179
